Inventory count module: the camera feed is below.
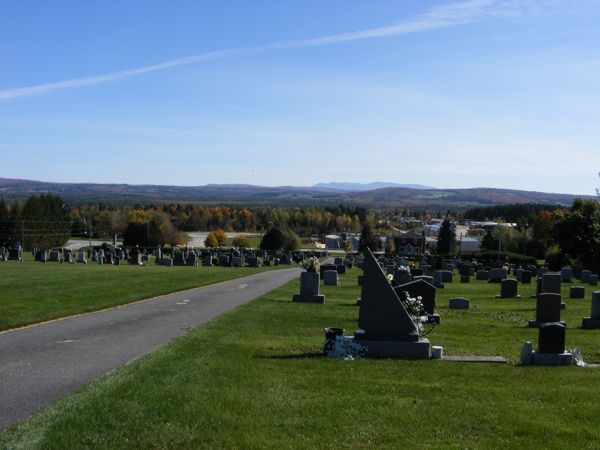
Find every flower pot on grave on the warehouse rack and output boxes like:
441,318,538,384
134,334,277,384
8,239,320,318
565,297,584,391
324,327,345,340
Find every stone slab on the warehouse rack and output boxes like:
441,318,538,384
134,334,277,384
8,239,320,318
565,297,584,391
531,351,573,366
352,336,431,359
528,320,567,328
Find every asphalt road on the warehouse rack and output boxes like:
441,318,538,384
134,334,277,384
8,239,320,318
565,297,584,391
0,267,300,432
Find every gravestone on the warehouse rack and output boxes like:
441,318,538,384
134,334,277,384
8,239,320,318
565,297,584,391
106,253,113,265
231,256,243,268
323,270,338,286
247,256,260,267
429,271,443,288
449,297,469,309
529,293,565,327
336,264,346,274
114,256,120,266
459,265,472,278
319,264,337,280
590,275,598,286
460,275,470,283
496,279,520,298
413,275,435,286
292,271,325,303
529,323,572,365
476,270,489,281
174,252,186,266
187,252,198,267
49,250,61,263
488,268,507,283
515,268,523,282
542,272,562,295
440,270,453,283
354,249,431,359
561,267,573,283
202,255,213,266
64,251,73,264
77,250,87,264
412,268,424,277
569,286,585,299
581,270,591,283
582,291,600,329
334,257,343,266
217,254,230,267
521,270,532,284
395,278,437,316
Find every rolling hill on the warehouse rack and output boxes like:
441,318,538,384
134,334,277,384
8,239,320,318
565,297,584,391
0,178,591,210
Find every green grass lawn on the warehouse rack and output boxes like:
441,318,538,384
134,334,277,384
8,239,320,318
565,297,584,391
0,255,276,332
2,268,600,448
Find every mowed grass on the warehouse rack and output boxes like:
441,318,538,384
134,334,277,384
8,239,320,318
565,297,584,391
0,255,276,331
3,268,600,448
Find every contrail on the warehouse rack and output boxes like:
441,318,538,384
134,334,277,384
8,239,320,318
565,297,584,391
0,0,539,101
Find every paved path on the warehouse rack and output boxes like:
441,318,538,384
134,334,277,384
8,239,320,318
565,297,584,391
0,268,300,431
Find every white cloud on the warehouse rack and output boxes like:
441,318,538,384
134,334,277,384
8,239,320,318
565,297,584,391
0,0,547,101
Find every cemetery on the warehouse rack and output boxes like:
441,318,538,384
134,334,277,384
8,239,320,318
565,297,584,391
3,249,600,447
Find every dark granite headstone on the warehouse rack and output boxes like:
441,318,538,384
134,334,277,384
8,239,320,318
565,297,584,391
536,293,562,323
319,264,337,280
357,249,419,340
538,323,565,354
497,279,520,298
395,278,436,315
542,272,562,295
569,286,585,299
581,270,591,283
521,270,532,284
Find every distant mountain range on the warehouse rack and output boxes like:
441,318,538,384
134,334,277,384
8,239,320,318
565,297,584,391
0,178,591,210
312,182,436,191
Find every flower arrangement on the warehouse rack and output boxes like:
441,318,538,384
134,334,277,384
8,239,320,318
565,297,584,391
399,290,426,330
301,256,320,273
323,335,366,360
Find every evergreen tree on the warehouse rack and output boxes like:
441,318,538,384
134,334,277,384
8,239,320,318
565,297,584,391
359,223,378,252
437,219,456,255
260,227,287,251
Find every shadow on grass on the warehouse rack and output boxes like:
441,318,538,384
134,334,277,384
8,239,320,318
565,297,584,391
254,352,324,360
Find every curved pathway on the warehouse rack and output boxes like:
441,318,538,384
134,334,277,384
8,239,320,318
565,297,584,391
0,267,300,431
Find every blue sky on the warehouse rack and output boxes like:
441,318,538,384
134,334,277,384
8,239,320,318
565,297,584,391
1,0,599,195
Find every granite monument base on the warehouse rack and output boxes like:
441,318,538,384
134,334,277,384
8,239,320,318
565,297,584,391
582,317,600,329
531,351,573,366
292,293,325,304
354,330,431,359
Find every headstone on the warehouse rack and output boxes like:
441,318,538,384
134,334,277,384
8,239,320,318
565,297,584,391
174,252,186,266
77,250,87,264
323,270,338,286
569,286,585,299
460,275,470,283
336,264,346,274
411,268,424,277
413,275,435,286
354,249,431,359
542,272,562,295
292,271,325,303
521,270,532,284
476,270,489,281
582,291,600,329
515,268,523,282
581,270,591,283
529,293,564,327
217,254,230,266
49,250,61,262
395,278,436,315
202,255,213,266
334,257,343,266
538,323,566,354
64,251,73,264
114,256,120,266
393,269,411,285
590,275,598,286
488,268,507,283
496,279,520,298
319,264,337,280
440,270,453,283
247,256,260,267
561,267,573,283
231,256,243,268
187,252,198,267
448,297,470,309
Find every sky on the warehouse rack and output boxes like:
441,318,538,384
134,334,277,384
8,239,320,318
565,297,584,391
1,0,600,195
